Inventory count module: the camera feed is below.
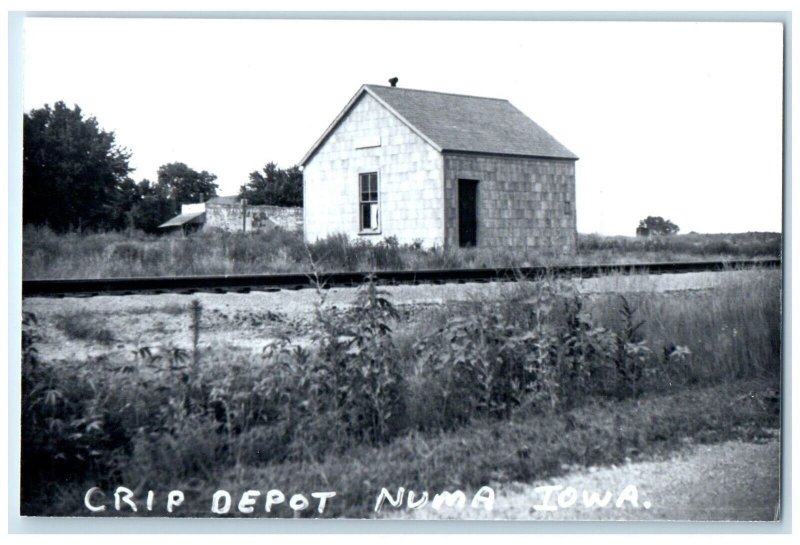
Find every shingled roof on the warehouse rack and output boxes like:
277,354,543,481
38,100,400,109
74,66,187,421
300,84,577,165
206,196,240,205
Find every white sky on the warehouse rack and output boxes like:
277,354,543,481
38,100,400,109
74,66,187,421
22,18,784,235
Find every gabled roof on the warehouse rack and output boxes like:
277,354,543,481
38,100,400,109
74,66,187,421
300,84,578,166
158,211,205,229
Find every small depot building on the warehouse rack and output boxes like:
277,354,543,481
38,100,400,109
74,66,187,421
300,83,578,253
158,196,303,235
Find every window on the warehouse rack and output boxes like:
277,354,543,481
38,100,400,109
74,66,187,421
359,172,379,232
564,200,572,216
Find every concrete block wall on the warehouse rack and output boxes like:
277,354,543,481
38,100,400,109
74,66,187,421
303,93,444,246
443,153,577,254
262,206,303,232
204,203,303,233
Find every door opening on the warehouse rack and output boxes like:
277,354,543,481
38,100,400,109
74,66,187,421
458,179,478,247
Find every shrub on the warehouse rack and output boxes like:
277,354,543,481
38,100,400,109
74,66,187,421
20,270,781,515
196,377,779,518
23,225,782,280
258,276,407,453
53,310,116,344
110,242,146,263
611,295,651,398
21,357,131,502
412,280,621,423
372,236,404,270
307,233,362,271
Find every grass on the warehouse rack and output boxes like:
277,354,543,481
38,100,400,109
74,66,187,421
399,268,780,390
577,232,782,261
199,377,779,518
23,225,781,280
585,272,781,381
53,309,116,345
124,303,187,316
29,378,779,517
20,269,782,516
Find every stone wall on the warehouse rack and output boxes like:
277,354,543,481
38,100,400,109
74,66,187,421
204,203,303,233
443,153,577,254
303,93,444,246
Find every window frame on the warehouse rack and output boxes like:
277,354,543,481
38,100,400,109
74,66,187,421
358,171,381,235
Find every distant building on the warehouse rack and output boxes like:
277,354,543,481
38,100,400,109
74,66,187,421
300,83,578,252
158,196,303,235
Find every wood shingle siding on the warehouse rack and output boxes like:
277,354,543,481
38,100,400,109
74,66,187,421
301,84,578,252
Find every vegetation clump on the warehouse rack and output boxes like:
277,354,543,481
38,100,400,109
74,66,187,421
23,226,781,280
20,269,780,515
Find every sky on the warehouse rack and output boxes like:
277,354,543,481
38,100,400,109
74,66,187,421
21,18,784,235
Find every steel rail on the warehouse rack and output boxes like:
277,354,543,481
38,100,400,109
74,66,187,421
21,258,781,298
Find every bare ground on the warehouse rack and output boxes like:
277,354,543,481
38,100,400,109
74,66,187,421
22,270,763,362
380,434,781,521
20,268,782,521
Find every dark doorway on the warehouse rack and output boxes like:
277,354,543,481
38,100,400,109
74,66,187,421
458,179,479,247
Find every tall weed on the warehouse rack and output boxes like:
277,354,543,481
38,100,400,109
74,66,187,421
20,269,781,515
23,224,781,280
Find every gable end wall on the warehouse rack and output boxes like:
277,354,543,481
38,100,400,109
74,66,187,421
303,93,444,246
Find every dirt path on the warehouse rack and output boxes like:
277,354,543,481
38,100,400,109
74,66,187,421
382,437,780,521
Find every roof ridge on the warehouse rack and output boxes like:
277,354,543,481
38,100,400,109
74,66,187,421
364,84,509,102
300,83,578,165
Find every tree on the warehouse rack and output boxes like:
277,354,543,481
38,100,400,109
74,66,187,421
129,179,175,233
637,216,680,236
23,102,133,231
156,162,219,208
126,163,219,233
239,162,303,207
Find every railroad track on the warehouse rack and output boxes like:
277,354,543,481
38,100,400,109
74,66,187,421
22,258,780,298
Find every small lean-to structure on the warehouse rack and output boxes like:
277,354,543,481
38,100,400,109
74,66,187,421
158,196,303,235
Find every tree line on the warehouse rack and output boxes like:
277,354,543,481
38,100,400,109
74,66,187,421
23,102,303,233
